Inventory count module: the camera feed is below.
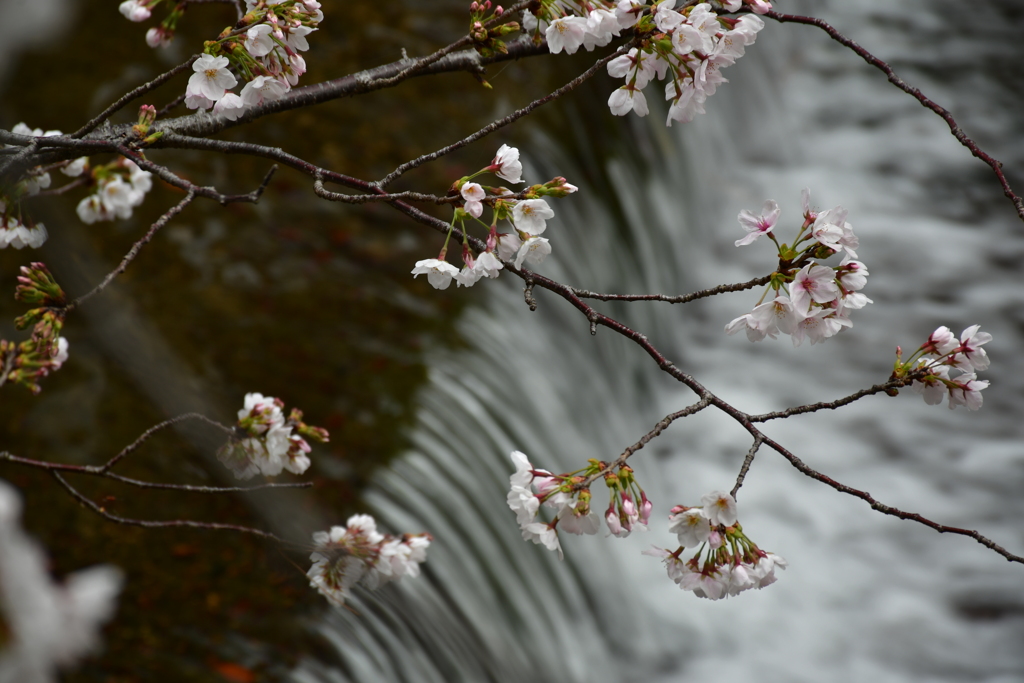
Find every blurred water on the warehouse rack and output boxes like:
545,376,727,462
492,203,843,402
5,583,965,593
298,2,1024,682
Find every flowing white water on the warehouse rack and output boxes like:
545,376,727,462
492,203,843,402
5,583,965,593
297,2,1024,681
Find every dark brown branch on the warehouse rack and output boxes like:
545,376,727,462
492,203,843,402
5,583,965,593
375,41,635,188
768,10,1024,223
66,190,197,313
731,436,764,499
116,146,277,205
582,398,713,488
1,452,310,492
571,274,773,305
753,433,1024,564
51,471,284,541
99,412,234,472
747,378,911,422
71,56,201,139
312,180,457,205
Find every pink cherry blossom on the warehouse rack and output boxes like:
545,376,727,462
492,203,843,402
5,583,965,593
789,263,839,316
735,199,780,246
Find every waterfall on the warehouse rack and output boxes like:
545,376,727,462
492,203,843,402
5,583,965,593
300,1,1024,680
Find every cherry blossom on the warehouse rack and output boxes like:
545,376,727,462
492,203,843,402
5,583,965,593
513,236,551,269
217,393,325,479
608,86,649,117
653,491,785,599
701,491,737,526
512,199,554,234
307,514,431,606
411,258,459,290
460,182,485,218
789,264,839,317
488,144,523,184
545,16,588,55
187,55,237,103
735,199,780,246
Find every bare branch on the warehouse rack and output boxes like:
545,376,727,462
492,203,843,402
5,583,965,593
571,274,774,305
51,471,284,541
755,433,1024,564
375,41,635,188
768,10,1024,223
71,56,201,139
66,190,197,312
731,436,764,499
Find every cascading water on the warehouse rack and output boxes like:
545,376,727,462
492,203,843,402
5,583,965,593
296,2,1024,682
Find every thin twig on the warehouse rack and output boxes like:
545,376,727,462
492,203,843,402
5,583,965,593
375,41,635,188
71,56,201,139
731,435,764,499
753,433,1024,564
51,471,284,541
580,398,713,488
571,274,774,305
98,412,234,472
66,190,197,313
0,451,311,492
312,181,457,205
768,10,1024,223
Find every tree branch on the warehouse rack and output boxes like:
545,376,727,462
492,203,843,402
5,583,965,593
768,10,1024,223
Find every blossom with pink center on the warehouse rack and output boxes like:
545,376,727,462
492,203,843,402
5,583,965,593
789,263,839,316
910,362,951,406
920,326,958,357
836,256,869,292
735,199,780,246
946,372,989,411
953,324,992,372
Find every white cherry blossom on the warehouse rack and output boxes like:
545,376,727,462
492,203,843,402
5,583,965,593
411,258,459,290
188,55,237,102
512,199,554,234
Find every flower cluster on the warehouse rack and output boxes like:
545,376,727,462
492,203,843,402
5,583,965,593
647,491,786,599
306,514,431,607
0,197,48,250
216,393,329,479
726,189,871,346
75,159,152,224
506,451,651,558
524,1,769,125
411,146,576,290
177,0,322,119
897,325,992,410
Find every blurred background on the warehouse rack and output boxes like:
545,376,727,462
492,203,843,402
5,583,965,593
1,0,1023,681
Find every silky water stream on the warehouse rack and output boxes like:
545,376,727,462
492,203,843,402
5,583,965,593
296,2,1024,682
